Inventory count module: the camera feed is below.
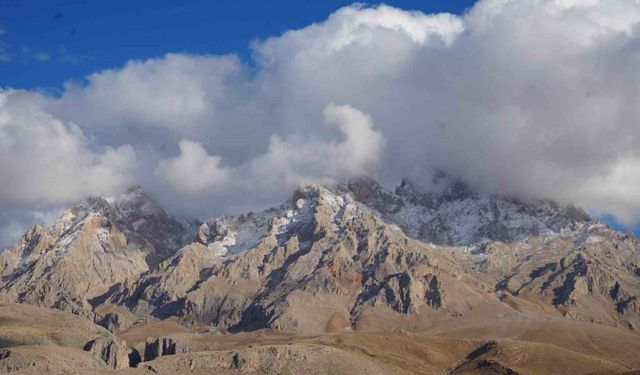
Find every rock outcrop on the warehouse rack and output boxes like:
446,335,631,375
83,337,130,369
143,336,179,361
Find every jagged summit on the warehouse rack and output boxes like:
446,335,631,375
396,171,477,205
104,180,487,332
53,186,199,267
109,176,596,280
177,175,593,259
345,175,591,247
395,174,475,206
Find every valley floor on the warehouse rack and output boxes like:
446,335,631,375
1,303,640,375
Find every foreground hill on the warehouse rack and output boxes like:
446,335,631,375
0,303,132,372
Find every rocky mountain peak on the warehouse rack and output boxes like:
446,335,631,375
44,187,198,268
106,186,161,218
342,175,592,247
291,183,348,204
106,187,199,267
192,184,355,260
395,173,476,207
0,186,199,317
347,176,404,214
99,176,616,336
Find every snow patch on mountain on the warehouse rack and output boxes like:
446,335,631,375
347,175,591,248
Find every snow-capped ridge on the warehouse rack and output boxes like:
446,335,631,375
192,183,364,259
343,175,592,247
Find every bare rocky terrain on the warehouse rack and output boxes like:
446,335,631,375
1,175,639,374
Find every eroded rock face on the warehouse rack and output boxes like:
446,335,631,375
94,309,136,333
83,337,130,369
143,337,179,361
491,223,640,329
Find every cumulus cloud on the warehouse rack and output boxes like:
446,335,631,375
0,90,135,204
244,0,640,222
156,140,232,195
2,0,640,247
246,103,384,189
55,54,242,131
0,90,136,247
155,103,383,207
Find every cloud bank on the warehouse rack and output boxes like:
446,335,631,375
2,0,640,247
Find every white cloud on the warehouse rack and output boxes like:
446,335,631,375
156,140,231,195
575,157,640,225
54,53,243,132
2,0,640,246
0,90,135,204
155,103,383,203
247,103,384,189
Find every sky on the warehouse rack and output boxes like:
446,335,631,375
1,0,640,247
0,0,475,90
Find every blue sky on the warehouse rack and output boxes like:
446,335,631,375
1,0,475,91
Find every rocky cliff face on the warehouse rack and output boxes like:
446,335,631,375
488,222,640,330
1,176,638,335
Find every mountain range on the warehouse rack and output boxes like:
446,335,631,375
1,175,639,374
